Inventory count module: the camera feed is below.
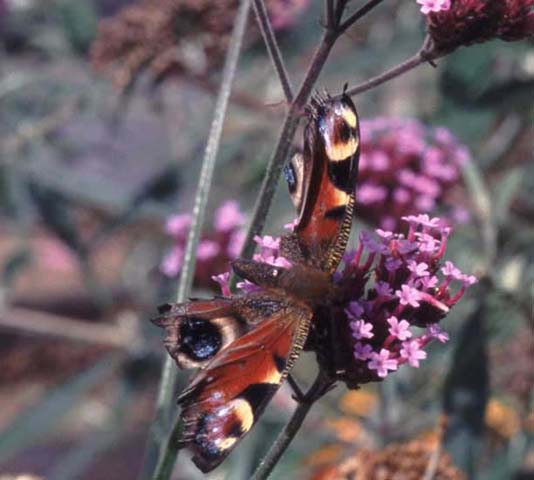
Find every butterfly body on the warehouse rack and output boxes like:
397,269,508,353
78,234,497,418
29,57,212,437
152,90,360,472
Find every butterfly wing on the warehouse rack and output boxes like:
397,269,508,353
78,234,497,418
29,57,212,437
176,293,312,472
151,298,250,369
283,93,360,274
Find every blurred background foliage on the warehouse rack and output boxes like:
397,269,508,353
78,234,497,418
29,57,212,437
0,0,532,479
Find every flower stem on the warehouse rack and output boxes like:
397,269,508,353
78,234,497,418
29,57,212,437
250,370,335,480
144,1,252,478
342,39,440,98
252,0,294,102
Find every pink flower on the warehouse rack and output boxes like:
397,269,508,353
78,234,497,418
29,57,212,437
407,260,430,277
416,0,451,15
351,320,374,340
335,216,475,385
368,349,398,378
227,230,245,258
160,199,246,289
197,240,220,261
165,214,191,236
214,200,245,232
396,285,422,307
254,235,281,253
212,272,231,296
356,119,469,229
400,340,427,367
387,316,412,341
160,246,184,277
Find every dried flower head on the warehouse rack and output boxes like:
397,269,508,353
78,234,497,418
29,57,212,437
91,0,308,89
420,0,534,54
160,200,246,289
311,431,465,479
492,326,534,407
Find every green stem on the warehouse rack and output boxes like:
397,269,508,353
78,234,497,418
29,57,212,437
144,1,252,478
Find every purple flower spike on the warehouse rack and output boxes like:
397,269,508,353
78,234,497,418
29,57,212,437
337,216,475,385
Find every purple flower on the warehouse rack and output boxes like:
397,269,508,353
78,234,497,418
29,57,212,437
396,285,422,307
212,272,231,296
165,214,191,236
387,316,412,341
346,301,365,319
214,200,245,232
160,199,246,290
351,320,374,340
375,281,393,297
368,349,398,378
197,240,220,261
441,260,462,280
334,217,475,385
227,230,245,258
254,235,281,253
407,260,429,277
426,323,450,344
356,119,469,229
160,246,184,277
354,342,374,361
400,340,427,367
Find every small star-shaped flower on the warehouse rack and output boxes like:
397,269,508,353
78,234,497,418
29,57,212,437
400,340,427,367
368,349,398,378
387,316,412,341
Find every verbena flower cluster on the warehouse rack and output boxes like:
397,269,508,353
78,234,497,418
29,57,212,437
356,118,470,230
214,214,476,385
91,0,309,90
416,0,534,53
338,214,476,382
161,200,245,289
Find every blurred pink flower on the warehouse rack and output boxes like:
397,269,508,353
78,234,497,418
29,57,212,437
356,118,470,229
160,200,246,290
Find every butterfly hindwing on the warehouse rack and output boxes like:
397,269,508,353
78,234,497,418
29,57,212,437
176,293,312,472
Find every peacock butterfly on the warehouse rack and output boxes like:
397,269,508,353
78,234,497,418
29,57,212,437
152,89,360,472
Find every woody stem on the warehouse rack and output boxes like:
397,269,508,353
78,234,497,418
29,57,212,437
251,370,335,480
343,37,440,98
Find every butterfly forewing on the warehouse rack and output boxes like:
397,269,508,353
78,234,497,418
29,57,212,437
152,299,250,369
176,294,312,472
